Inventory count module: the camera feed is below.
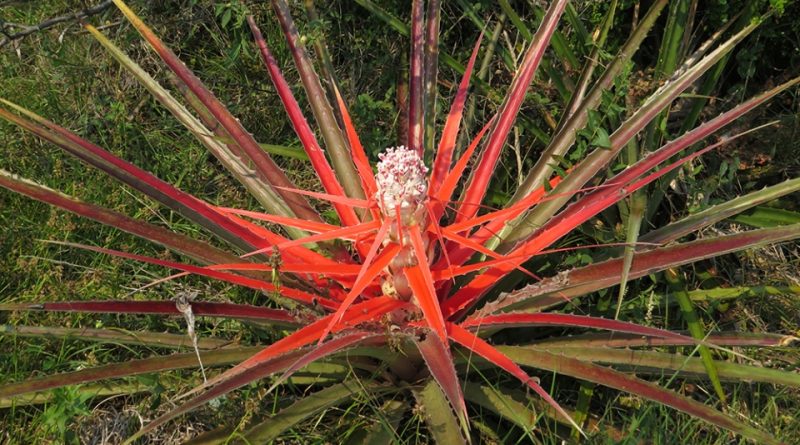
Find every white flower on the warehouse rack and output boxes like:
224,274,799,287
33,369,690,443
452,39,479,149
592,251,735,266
375,146,428,218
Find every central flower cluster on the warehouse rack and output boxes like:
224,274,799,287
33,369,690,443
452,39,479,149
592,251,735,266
375,146,428,219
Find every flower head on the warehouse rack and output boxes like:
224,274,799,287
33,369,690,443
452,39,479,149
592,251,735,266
375,146,428,219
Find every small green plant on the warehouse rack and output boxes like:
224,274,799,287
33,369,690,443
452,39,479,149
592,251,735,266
41,386,92,444
1,0,799,443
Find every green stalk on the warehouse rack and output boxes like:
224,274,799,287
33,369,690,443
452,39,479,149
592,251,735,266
615,136,646,319
571,382,596,441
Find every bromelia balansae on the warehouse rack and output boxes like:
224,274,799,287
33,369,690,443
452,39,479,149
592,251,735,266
0,0,799,443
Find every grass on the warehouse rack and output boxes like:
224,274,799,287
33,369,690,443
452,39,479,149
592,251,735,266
1,1,799,443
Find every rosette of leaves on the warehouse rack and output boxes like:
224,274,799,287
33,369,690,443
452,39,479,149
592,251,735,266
1,0,799,443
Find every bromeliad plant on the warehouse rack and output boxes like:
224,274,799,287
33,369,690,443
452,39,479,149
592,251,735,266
1,0,800,443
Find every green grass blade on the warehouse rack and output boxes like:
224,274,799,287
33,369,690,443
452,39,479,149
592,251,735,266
681,285,800,303
734,206,800,228
571,382,595,440
347,400,406,445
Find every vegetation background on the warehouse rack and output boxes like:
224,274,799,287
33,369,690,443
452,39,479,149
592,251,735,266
0,0,798,443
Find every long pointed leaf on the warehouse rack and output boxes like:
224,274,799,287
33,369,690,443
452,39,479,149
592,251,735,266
243,381,390,443
505,7,760,246
111,0,320,222
477,224,800,316
248,16,360,228
501,346,784,444
83,23,305,235
269,0,367,204
454,0,568,223
48,241,335,309
0,347,261,399
1,300,296,324
412,378,468,445
447,323,582,433
415,331,469,436
429,34,482,193
0,170,241,267
0,101,267,253
0,324,230,350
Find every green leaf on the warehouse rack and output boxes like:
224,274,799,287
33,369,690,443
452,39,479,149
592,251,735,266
734,206,800,228
591,127,612,148
500,346,784,445
242,381,390,443
412,379,468,445
665,268,727,404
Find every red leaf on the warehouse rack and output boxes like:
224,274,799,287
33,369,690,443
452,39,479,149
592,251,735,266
110,2,320,221
0,104,269,252
15,300,297,323
219,207,341,233
50,241,337,310
195,296,406,396
248,17,360,228
462,313,696,344
0,171,241,267
318,235,401,343
405,224,448,342
447,322,582,433
332,85,378,199
429,34,483,192
269,332,384,392
415,331,469,434
454,0,568,223
432,117,495,221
